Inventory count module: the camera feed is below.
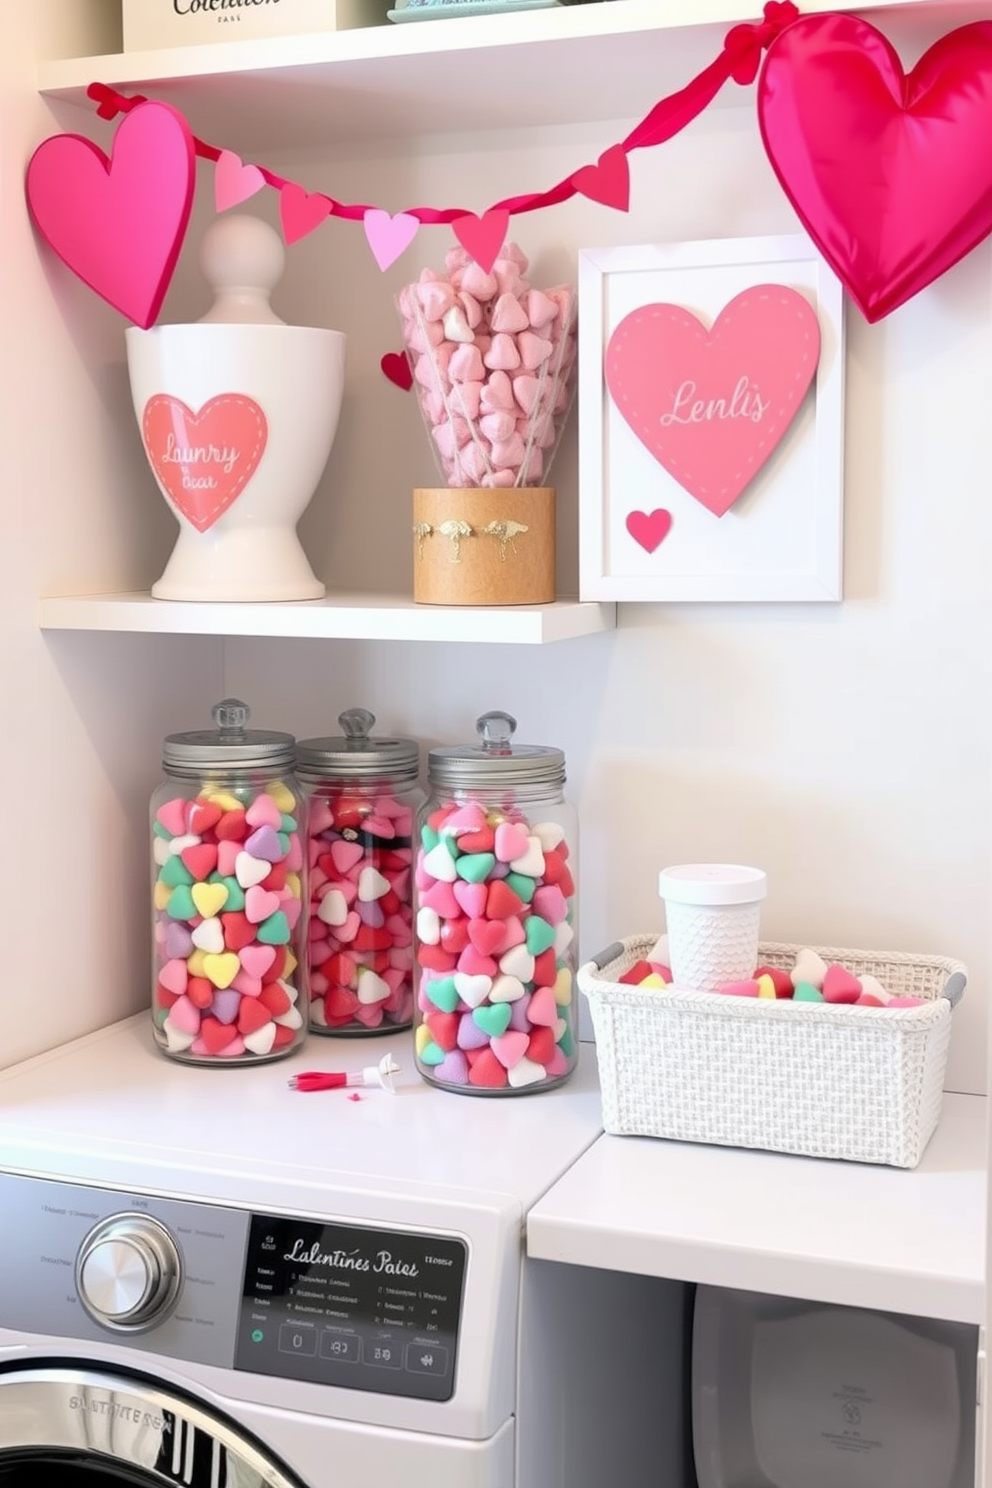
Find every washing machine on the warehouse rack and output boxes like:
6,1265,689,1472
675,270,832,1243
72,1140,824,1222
0,1015,681,1487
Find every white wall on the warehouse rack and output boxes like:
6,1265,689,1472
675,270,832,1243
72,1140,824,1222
6,8,991,1095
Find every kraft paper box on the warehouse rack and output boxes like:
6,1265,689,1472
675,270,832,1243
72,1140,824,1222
123,0,390,52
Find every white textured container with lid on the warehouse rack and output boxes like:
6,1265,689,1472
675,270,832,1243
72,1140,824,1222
658,864,767,993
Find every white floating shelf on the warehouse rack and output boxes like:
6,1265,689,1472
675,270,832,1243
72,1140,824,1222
37,0,979,151
527,1092,988,1324
38,591,617,644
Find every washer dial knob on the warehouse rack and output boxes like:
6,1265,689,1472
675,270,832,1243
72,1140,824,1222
76,1214,183,1331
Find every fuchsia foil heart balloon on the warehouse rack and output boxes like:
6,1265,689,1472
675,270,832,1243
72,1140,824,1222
25,101,195,329
758,15,992,323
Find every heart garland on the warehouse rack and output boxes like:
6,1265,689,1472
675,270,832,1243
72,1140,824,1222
758,14,992,322
25,99,195,328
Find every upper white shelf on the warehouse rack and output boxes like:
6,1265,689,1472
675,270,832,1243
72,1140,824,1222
527,1093,988,1324
37,0,985,151
38,591,617,644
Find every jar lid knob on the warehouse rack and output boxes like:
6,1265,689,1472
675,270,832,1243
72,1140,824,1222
212,697,250,740
339,707,376,743
476,710,516,755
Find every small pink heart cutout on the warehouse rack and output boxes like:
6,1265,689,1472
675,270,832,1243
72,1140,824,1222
626,509,673,553
141,394,268,532
606,285,821,517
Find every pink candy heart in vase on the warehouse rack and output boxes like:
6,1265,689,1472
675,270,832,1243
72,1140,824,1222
397,242,578,490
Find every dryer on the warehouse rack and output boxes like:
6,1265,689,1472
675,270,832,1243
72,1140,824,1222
0,1016,680,1487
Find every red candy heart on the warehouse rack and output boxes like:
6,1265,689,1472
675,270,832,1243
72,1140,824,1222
259,982,292,1018
467,1047,510,1088
180,844,218,881
753,965,795,998
221,912,256,951
216,809,248,841
199,1016,238,1055
238,998,273,1036
186,976,215,1010
467,918,505,957
822,964,862,1003
486,880,525,919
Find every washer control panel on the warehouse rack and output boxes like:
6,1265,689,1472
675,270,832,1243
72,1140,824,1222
0,1174,466,1402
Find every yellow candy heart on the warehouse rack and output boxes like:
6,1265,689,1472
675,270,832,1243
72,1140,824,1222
283,949,298,976
191,882,229,918
286,871,302,899
203,789,244,811
415,1023,432,1056
187,949,208,978
266,780,297,813
757,973,777,999
153,880,172,911
203,952,240,989
639,973,667,989
553,967,573,1006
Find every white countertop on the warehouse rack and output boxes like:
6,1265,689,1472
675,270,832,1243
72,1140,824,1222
527,1093,987,1325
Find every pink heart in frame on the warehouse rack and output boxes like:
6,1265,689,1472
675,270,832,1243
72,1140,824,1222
626,509,673,553
605,286,821,517
25,100,195,329
141,394,268,533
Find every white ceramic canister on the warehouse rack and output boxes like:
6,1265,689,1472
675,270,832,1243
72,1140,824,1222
658,863,767,992
126,213,346,602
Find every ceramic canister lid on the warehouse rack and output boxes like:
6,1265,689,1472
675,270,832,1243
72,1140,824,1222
296,708,420,782
163,698,296,775
428,710,565,790
658,863,767,907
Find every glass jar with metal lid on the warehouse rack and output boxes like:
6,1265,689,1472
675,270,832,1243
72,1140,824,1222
296,708,423,1036
414,710,578,1094
150,698,307,1065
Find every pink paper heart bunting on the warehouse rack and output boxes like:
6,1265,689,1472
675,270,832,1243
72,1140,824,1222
571,144,631,212
363,208,420,271
214,149,265,212
279,184,332,245
452,209,510,275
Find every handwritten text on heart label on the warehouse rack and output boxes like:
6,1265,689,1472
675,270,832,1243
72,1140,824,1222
142,393,268,532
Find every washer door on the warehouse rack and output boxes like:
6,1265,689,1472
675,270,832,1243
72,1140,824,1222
0,1365,307,1486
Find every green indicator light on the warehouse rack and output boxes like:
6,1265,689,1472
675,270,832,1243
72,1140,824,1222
251,1330,264,1343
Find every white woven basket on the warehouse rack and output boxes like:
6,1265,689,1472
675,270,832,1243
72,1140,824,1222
578,937,967,1169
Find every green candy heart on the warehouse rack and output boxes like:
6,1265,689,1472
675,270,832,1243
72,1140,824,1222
426,976,460,1013
419,1041,446,1067
524,915,556,955
473,1003,512,1037
166,884,196,922
457,852,496,884
160,855,193,888
276,832,291,857
557,1024,575,1058
152,821,172,840
793,982,824,1002
257,910,291,945
215,874,245,911
505,872,536,903
280,813,298,833
420,824,439,854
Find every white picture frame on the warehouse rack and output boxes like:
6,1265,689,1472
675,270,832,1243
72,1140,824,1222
578,234,845,603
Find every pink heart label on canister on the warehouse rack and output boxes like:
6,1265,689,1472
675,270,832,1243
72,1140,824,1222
605,286,821,516
142,394,267,532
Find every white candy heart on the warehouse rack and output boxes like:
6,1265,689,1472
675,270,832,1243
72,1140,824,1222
243,1023,278,1056
443,305,475,343
508,1056,547,1088
454,973,491,1008
274,1005,304,1029
489,974,526,1003
859,973,891,1003
163,1023,196,1052
499,945,535,981
554,921,574,955
645,932,670,965
416,906,441,945
153,837,171,866
357,970,390,1004
358,866,390,902
422,841,458,882
509,836,546,877
317,888,348,927
791,947,828,989
191,917,225,954
168,833,201,856
235,851,271,889
310,999,328,1026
